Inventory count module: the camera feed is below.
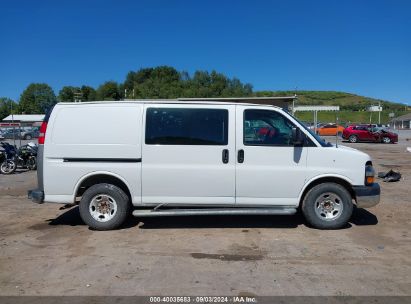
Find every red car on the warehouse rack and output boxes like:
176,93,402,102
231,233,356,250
342,125,398,144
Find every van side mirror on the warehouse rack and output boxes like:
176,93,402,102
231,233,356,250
292,127,304,146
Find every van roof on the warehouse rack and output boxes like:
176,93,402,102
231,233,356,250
57,99,286,109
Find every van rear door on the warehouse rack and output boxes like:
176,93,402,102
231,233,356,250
142,104,236,205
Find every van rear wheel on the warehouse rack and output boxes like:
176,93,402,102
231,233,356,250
302,183,353,229
79,183,130,230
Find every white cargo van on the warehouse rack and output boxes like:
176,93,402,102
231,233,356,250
29,100,380,230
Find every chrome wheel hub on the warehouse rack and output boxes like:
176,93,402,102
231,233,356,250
89,194,117,222
1,161,15,173
314,192,343,221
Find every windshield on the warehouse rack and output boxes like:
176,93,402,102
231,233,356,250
291,116,333,147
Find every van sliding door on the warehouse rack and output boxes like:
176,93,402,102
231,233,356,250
141,105,236,205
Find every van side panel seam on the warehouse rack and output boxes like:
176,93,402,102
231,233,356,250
63,158,141,163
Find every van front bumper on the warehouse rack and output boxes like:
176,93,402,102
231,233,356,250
353,183,380,208
28,189,44,204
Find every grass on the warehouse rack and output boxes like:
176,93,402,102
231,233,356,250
256,90,409,110
294,110,408,125
254,90,410,124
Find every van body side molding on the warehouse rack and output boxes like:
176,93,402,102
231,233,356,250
63,158,142,163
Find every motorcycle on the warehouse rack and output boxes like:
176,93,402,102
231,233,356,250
0,142,37,174
0,142,17,174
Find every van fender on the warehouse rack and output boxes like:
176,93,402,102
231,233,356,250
298,174,354,204
73,170,133,202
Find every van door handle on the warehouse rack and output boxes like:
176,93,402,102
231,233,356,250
238,149,244,163
222,149,229,164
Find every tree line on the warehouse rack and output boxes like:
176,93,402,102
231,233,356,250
0,66,253,119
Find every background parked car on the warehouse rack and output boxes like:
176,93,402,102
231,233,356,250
1,129,22,139
316,124,345,136
1,128,40,140
342,124,398,143
20,129,40,140
309,123,324,130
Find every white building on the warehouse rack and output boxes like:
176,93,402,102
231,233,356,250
390,113,411,129
1,114,45,128
294,105,340,112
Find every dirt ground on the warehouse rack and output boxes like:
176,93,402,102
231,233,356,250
0,134,410,296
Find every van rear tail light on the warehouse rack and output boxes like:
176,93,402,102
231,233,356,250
38,121,48,144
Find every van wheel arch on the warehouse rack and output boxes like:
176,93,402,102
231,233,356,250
75,174,132,203
299,177,355,208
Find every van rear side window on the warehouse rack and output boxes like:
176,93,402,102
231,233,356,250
145,108,228,145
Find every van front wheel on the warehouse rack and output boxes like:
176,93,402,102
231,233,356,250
302,183,353,229
79,183,130,230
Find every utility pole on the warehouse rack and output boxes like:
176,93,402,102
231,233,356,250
378,102,381,124
292,98,295,115
335,114,339,148
10,101,16,146
293,87,298,115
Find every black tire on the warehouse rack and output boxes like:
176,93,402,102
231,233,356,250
24,135,32,140
382,137,391,144
348,135,358,143
27,156,37,170
302,183,353,229
0,160,17,174
79,183,130,230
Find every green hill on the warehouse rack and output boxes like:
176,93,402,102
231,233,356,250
255,90,410,125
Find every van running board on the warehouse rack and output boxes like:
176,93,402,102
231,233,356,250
132,207,297,217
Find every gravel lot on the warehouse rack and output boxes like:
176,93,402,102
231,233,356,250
1,132,411,296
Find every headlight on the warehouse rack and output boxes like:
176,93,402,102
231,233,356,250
365,164,375,185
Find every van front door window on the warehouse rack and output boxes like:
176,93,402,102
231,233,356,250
243,109,295,146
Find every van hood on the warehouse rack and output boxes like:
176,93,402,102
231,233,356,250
333,144,371,160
